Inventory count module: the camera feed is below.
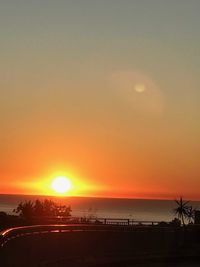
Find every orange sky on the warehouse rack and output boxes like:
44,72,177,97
0,1,200,200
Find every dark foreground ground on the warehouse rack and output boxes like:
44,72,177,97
1,224,200,267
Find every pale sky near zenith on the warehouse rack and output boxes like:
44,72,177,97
0,0,199,199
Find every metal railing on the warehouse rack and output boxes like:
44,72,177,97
0,218,167,248
31,216,163,226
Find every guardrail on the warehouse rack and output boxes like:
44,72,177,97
0,223,190,267
0,219,166,248
0,225,74,248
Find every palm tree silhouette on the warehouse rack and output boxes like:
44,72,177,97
174,197,190,226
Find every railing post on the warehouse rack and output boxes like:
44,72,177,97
104,219,106,225
128,219,129,225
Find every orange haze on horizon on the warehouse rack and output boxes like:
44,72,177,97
1,117,200,200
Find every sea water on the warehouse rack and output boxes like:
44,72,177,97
0,194,199,222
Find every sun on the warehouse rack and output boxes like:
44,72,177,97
51,176,72,194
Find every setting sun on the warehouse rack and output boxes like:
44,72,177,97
51,176,72,194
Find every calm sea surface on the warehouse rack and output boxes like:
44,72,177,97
1,194,200,222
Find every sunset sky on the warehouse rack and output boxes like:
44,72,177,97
0,1,200,199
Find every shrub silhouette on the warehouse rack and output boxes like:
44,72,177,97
13,200,34,219
13,199,71,219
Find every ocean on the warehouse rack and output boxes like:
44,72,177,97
1,194,199,222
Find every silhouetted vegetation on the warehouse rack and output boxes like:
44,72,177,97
80,207,98,223
13,199,71,220
174,197,195,225
169,217,181,227
187,205,195,224
0,211,26,231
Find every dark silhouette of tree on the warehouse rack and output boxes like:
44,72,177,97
42,199,57,216
13,201,34,219
174,197,190,226
56,204,72,217
34,199,44,216
169,217,181,227
187,206,195,224
13,199,71,219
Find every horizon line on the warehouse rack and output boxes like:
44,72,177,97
0,193,200,202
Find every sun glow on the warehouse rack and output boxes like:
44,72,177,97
51,176,72,194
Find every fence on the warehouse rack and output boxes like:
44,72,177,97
32,216,163,226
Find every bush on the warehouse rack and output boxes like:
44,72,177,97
13,199,71,219
169,218,181,227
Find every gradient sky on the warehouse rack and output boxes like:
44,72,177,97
0,0,200,199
